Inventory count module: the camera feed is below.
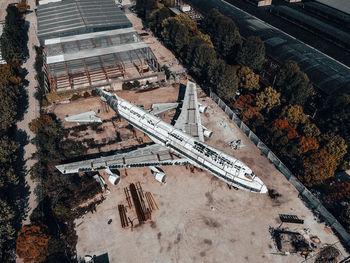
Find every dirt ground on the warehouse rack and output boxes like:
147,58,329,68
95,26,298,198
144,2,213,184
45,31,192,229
48,85,180,154
73,86,348,263
125,8,186,73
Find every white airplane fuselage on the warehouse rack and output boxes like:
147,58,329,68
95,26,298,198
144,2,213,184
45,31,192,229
98,89,268,194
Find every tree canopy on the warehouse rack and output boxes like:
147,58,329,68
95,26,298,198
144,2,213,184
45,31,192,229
299,149,337,186
236,66,260,92
275,61,314,106
236,36,265,72
203,9,242,61
0,6,27,64
256,86,280,113
281,105,307,129
16,224,50,263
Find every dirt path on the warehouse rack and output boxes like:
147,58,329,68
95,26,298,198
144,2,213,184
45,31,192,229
17,0,40,224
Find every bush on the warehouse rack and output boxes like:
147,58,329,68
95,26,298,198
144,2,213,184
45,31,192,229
71,94,81,101
83,91,90,98
122,82,133,90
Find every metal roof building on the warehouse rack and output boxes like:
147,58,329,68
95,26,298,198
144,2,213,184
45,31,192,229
189,0,350,96
37,0,132,45
44,28,158,91
315,0,350,15
272,5,350,49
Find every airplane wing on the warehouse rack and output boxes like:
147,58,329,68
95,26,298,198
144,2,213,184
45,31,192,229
55,144,189,174
174,81,204,142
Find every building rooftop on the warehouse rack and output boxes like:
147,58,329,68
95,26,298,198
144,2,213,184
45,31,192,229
315,0,350,15
189,0,350,96
37,0,132,44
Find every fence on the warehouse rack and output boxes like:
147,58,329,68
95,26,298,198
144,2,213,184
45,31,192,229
209,91,350,247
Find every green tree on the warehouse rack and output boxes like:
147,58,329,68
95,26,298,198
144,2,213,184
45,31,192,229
275,61,314,106
0,83,19,130
162,16,190,54
0,64,22,86
236,36,265,72
318,93,350,152
256,86,280,113
211,60,238,100
299,149,337,186
0,136,18,163
0,200,16,259
281,105,307,129
0,6,27,64
236,66,260,92
16,224,50,263
0,167,19,188
136,0,158,20
189,43,217,80
203,9,242,61
148,7,171,36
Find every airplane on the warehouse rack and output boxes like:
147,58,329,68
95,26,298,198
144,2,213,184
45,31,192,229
56,81,267,194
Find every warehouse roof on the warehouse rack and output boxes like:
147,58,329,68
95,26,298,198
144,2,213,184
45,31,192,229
304,2,350,24
37,0,132,44
273,5,350,46
315,0,350,15
189,0,350,95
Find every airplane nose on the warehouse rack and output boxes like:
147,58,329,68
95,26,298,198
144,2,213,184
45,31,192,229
261,184,268,194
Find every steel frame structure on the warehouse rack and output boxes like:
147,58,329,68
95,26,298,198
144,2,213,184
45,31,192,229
44,29,159,92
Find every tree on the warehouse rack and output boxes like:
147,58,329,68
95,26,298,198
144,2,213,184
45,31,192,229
203,9,242,61
234,94,260,122
275,61,314,106
299,136,319,154
162,16,190,55
321,133,347,163
281,105,307,129
236,36,265,72
0,200,16,259
302,121,320,138
148,7,171,36
17,2,30,13
236,66,260,92
16,224,50,263
299,149,337,186
318,93,350,152
274,119,299,140
0,167,19,188
0,6,27,64
210,60,238,101
256,86,280,113
0,64,22,86
0,136,18,163
0,83,19,130
189,43,217,80
136,0,158,20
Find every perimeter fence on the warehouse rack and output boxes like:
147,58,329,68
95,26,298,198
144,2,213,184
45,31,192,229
209,91,350,247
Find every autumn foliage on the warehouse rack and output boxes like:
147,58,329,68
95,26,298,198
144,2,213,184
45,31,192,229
326,182,350,202
299,149,337,186
299,136,319,154
16,224,50,263
274,119,299,139
234,94,260,121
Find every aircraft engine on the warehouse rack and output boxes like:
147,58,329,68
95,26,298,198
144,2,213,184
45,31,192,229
198,103,208,113
150,166,167,184
201,125,213,138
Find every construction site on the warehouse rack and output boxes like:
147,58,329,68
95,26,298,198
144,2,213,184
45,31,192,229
45,83,347,262
37,0,169,92
36,1,349,262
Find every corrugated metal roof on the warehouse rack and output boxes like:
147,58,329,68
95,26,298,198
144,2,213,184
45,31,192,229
37,0,132,44
315,0,350,15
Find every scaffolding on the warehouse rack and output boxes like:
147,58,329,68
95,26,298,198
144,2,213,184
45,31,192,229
44,28,159,92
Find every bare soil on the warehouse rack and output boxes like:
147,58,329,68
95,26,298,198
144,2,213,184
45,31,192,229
72,86,348,263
